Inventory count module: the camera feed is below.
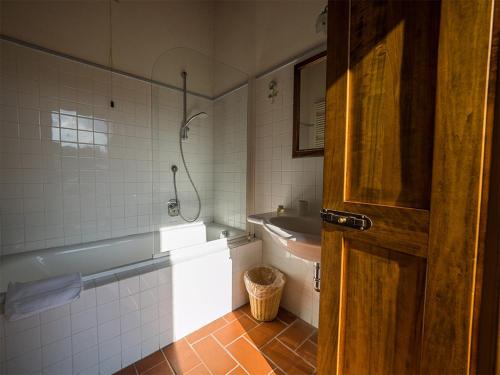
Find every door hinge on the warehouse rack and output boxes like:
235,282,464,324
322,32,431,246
320,209,372,231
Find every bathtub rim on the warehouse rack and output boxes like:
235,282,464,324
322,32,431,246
0,237,260,308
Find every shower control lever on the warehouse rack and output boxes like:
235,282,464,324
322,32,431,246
168,199,179,217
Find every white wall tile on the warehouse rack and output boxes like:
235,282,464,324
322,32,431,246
119,276,140,298
70,288,96,315
43,357,73,375
97,300,120,324
121,327,141,350
140,287,158,308
121,344,141,368
40,316,71,345
6,348,42,374
213,86,248,230
99,353,121,375
99,335,121,361
120,294,140,316
96,281,120,305
140,304,158,326
71,308,97,334
72,327,98,355
120,310,141,334
139,270,158,291
4,314,40,337
5,326,41,360
141,336,159,358
72,345,98,374
41,336,71,367
98,318,120,343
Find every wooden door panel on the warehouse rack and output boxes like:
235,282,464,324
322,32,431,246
319,0,496,373
347,0,439,209
343,202,429,257
342,241,426,375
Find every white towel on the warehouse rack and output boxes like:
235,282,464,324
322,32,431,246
4,273,83,321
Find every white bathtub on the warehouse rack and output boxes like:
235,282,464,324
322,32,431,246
0,222,245,293
0,222,261,375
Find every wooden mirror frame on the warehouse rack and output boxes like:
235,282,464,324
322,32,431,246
293,50,327,158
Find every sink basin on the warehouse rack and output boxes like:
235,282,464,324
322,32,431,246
268,216,320,236
248,212,322,262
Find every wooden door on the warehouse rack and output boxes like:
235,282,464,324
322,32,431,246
318,0,498,374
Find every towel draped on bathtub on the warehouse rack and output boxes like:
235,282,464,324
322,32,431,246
4,273,83,321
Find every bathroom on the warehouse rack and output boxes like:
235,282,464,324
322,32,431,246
0,1,327,374
1,1,500,375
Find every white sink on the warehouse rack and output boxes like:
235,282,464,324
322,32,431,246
248,212,322,262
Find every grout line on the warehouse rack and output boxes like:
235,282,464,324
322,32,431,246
243,336,285,375
127,306,313,375
295,329,316,352
186,319,230,346
184,337,214,375
225,364,239,375
275,336,315,371
210,333,250,375
294,332,318,370
185,363,211,375
159,347,176,374
141,360,168,374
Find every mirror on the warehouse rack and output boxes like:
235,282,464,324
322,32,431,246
293,51,327,158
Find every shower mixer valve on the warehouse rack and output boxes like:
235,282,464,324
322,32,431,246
168,199,179,216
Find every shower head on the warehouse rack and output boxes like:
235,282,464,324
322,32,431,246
182,112,208,129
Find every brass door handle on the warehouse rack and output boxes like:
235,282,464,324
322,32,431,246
320,209,372,231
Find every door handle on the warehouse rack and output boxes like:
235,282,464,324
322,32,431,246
320,209,372,231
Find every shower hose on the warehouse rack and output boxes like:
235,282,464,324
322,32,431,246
172,131,202,223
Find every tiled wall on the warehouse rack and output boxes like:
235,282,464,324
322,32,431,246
0,41,154,255
0,41,224,255
253,64,323,327
254,65,323,214
213,87,248,230
0,240,263,375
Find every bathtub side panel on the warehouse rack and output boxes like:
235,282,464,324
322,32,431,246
170,248,232,341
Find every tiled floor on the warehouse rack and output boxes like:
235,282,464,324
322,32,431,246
115,304,317,375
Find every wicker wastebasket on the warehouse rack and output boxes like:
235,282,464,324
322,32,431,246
244,266,286,321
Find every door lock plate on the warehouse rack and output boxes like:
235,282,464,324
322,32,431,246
320,209,372,230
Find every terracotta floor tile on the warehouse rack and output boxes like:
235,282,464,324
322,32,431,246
185,363,212,375
277,319,315,350
223,308,246,322
276,308,297,325
296,339,318,368
123,306,315,375
262,339,314,375
115,365,138,375
245,320,288,348
227,366,248,375
143,361,174,375
238,303,253,317
269,368,287,375
227,337,275,375
309,330,318,344
192,335,237,375
186,317,228,344
134,351,166,374
214,315,258,346
163,338,201,374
